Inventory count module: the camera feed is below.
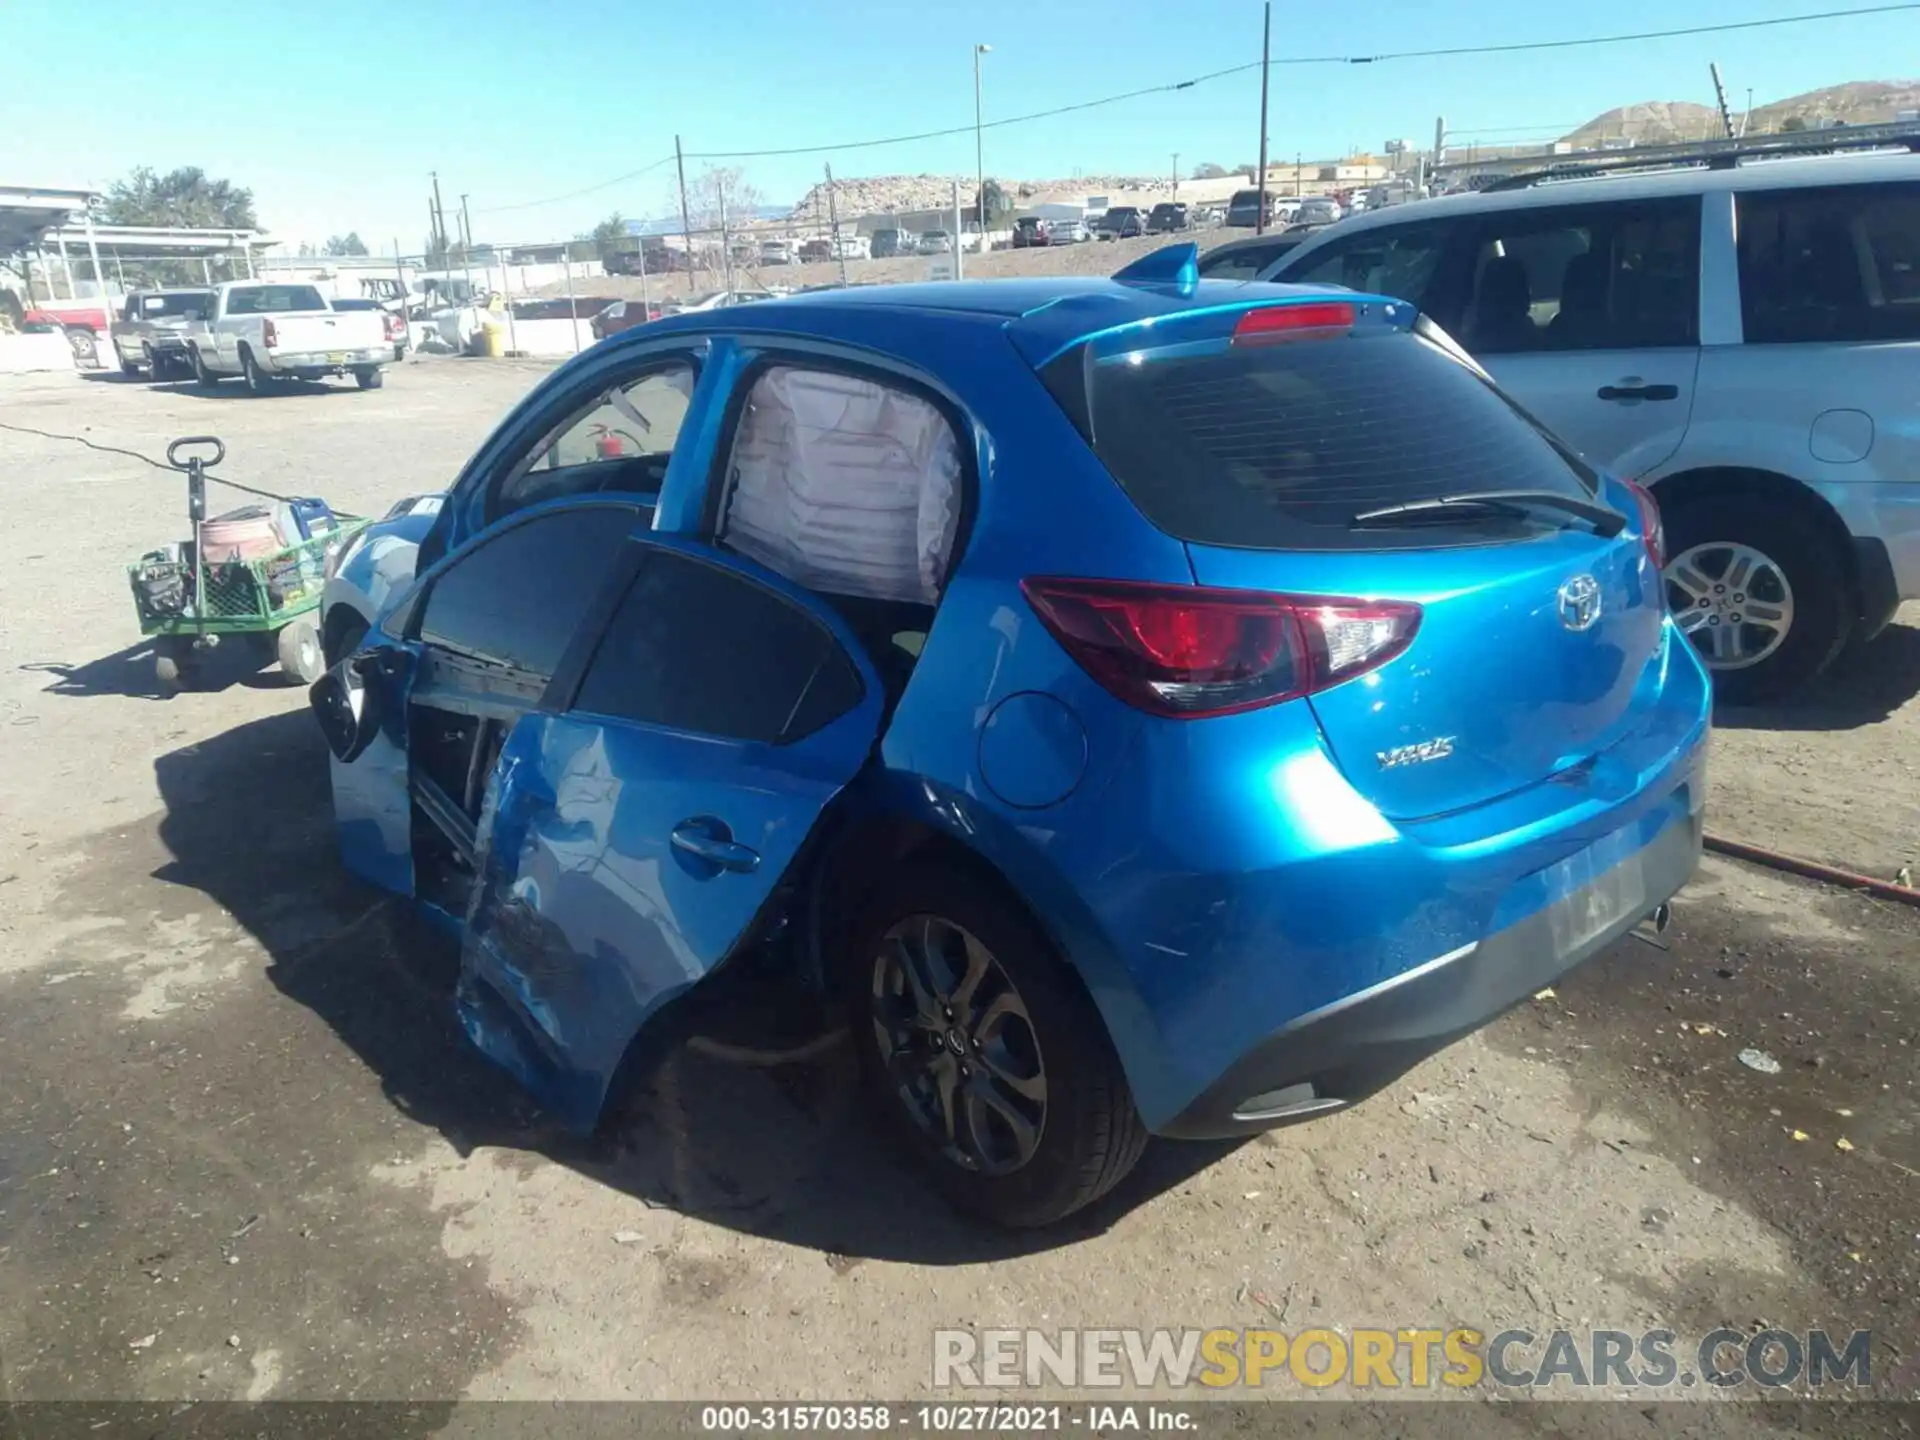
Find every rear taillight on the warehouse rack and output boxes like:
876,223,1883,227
383,312,403,341
261,318,279,348
1020,577,1420,719
1232,301,1356,345
1624,480,1664,570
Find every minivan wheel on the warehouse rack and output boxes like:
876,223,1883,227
1661,495,1850,703
841,864,1147,1227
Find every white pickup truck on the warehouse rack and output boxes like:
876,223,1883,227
186,281,397,394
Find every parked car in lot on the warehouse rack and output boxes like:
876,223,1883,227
1146,202,1191,234
311,249,1704,1227
1293,196,1343,226
1095,206,1144,240
918,229,954,254
829,233,870,261
799,238,834,264
759,238,797,266
1260,137,1920,699
1012,217,1055,248
1225,189,1291,229
1053,216,1093,243
654,289,774,318
186,282,393,393
870,228,917,258
328,296,410,361
110,288,212,378
590,298,661,341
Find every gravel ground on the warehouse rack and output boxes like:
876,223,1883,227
0,363,1915,1429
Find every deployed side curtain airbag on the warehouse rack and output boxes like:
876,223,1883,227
721,366,962,604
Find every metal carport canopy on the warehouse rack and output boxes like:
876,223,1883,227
0,184,100,253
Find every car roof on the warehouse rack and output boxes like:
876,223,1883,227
1328,150,1920,239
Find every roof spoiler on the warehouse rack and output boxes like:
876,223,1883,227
1112,242,1199,296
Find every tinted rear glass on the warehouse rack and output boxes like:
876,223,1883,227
1046,326,1598,550
225,285,329,314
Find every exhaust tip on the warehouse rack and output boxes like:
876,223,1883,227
1651,902,1672,935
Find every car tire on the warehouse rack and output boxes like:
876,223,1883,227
1661,491,1852,704
838,862,1148,1228
190,346,221,388
275,619,325,685
355,367,384,390
66,327,98,364
240,347,270,396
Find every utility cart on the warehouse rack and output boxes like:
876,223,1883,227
128,435,367,692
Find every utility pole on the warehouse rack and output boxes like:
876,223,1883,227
826,162,850,289
1254,1,1271,234
674,135,696,296
718,182,734,295
1744,87,1754,137
430,170,447,254
1709,62,1737,141
1171,152,1180,197
1431,116,1446,192
973,44,992,247
459,195,475,304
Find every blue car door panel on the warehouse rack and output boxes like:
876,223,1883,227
455,535,888,1131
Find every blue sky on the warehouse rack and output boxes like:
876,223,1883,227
4,1,1911,251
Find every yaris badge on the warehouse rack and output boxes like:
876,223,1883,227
1558,575,1602,632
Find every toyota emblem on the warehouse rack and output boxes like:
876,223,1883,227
1557,575,1602,632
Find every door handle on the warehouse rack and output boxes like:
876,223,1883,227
1596,383,1679,402
670,819,760,874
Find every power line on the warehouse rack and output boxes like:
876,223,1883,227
1352,3,1919,62
476,155,677,215
682,61,1282,161
483,2,1919,205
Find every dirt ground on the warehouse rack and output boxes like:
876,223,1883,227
0,361,1916,1431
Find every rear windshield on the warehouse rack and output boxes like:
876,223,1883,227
225,285,329,314
135,292,211,319
1045,324,1599,550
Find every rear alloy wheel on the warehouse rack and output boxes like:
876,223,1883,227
66,328,98,365
1661,495,1849,703
240,347,271,396
842,865,1147,1227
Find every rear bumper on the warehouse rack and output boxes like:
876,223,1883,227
267,348,389,371
1156,805,1701,1139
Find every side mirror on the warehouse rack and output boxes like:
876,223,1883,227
309,656,381,763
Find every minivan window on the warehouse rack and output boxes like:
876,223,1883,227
1456,199,1699,353
1737,182,1920,343
1045,327,1599,550
1282,223,1456,307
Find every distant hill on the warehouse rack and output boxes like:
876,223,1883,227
1563,79,1920,146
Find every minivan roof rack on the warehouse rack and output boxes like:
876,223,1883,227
1479,123,1920,192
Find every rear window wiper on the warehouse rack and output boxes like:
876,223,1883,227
1351,489,1625,537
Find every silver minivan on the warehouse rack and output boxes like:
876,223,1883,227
1262,138,1920,700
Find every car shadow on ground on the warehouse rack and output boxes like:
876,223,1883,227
151,709,1231,1264
145,379,366,401
1714,622,1920,732
24,638,299,699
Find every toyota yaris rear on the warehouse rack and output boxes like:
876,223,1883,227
314,269,1708,1229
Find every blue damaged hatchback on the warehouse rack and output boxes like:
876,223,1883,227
312,244,1709,1227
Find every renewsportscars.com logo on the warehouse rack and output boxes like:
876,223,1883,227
933,1327,1873,1392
